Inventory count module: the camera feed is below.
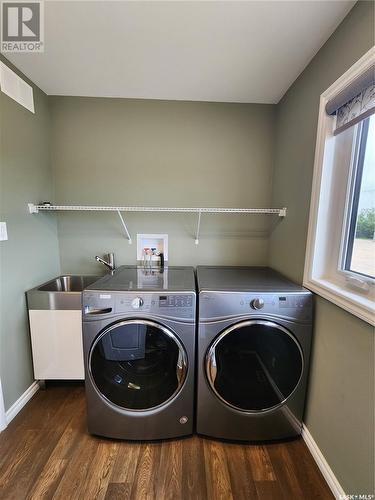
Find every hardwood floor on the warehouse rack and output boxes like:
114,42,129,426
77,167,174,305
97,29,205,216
0,383,333,499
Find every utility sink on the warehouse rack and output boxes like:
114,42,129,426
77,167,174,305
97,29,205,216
27,275,102,310
26,274,102,382
38,275,100,293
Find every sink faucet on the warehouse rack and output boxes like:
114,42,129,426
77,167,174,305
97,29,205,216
95,253,115,271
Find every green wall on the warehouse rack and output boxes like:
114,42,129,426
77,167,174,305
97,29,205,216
270,1,374,494
49,98,275,273
0,2,373,494
0,56,60,410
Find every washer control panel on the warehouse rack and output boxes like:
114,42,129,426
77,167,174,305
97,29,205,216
83,292,196,320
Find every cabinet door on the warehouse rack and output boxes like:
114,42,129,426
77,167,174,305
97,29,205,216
29,310,84,379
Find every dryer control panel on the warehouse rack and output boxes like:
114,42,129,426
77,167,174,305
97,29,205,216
199,291,312,322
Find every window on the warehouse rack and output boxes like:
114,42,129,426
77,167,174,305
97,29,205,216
304,47,375,325
341,116,375,280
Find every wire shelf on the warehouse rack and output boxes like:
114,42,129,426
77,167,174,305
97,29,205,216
28,204,287,216
28,203,287,245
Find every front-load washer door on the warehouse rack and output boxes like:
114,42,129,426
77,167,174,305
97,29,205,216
89,319,187,411
206,320,303,413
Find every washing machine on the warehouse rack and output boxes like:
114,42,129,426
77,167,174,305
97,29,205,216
196,266,312,441
82,266,196,440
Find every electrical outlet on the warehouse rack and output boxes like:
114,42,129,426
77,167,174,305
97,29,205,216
0,222,8,241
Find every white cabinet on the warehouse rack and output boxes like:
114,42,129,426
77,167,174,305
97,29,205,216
28,310,84,380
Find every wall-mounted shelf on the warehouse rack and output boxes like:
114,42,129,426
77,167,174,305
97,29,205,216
28,203,287,245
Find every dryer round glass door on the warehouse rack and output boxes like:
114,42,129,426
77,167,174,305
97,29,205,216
205,320,303,413
89,319,187,411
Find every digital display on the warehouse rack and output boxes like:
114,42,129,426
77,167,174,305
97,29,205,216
159,295,193,308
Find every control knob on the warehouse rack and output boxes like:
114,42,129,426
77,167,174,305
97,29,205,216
131,297,144,309
250,298,265,310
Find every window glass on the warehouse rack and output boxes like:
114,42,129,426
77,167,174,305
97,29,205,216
344,115,375,279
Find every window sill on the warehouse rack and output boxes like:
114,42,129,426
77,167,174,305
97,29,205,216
303,277,375,326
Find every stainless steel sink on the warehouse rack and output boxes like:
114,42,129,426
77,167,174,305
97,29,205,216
38,275,99,292
27,275,102,310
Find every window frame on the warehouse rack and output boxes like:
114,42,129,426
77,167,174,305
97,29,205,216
304,46,375,326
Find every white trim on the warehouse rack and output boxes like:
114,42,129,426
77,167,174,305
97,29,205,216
4,381,39,426
304,46,375,326
304,279,375,326
302,424,346,499
0,379,7,432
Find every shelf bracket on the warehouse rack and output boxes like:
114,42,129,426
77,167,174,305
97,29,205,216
117,210,132,244
28,203,38,214
195,210,202,245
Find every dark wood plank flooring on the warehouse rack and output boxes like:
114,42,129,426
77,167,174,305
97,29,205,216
0,383,333,499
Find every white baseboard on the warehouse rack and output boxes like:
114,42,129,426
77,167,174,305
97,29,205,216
302,424,345,499
4,381,40,426
0,379,7,432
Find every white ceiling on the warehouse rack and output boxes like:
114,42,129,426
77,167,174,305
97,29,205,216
5,0,355,103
